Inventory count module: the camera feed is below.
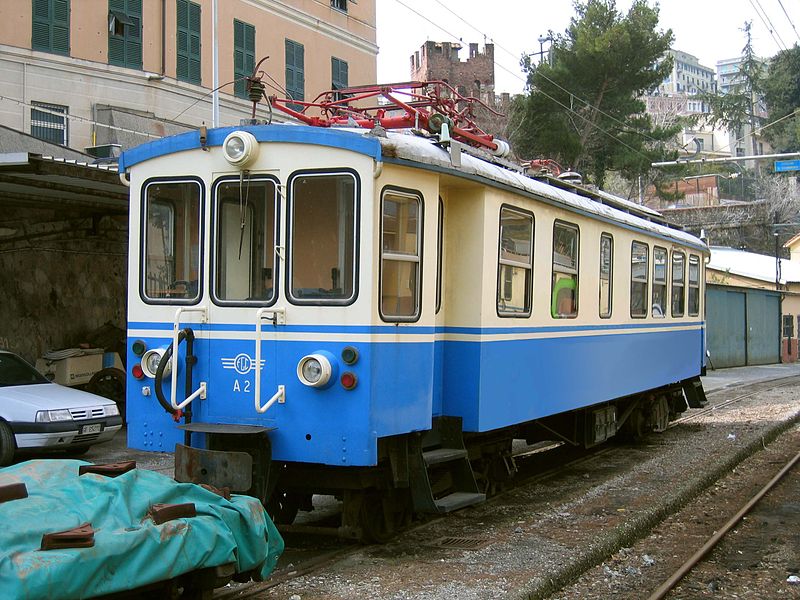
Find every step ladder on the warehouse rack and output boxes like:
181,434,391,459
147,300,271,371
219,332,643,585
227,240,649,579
682,376,708,408
409,417,485,514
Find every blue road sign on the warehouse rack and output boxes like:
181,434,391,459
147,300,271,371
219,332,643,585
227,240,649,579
774,159,800,172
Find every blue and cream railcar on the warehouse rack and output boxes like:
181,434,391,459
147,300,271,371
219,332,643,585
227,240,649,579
121,123,707,540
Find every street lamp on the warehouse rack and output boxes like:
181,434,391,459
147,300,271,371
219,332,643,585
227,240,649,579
537,35,553,65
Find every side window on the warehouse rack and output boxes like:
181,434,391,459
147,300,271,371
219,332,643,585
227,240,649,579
652,246,667,318
783,314,794,338
599,233,613,318
109,0,143,69
630,241,649,318
380,189,422,321
142,180,202,303
289,172,357,304
688,254,701,316
435,197,443,314
671,251,685,317
551,221,579,318
497,207,533,317
213,178,277,304
32,0,70,56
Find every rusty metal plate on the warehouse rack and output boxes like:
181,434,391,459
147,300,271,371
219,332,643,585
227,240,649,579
78,461,136,478
0,482,28,504
41,523,95,550
149,502,197,525
174,444,253,492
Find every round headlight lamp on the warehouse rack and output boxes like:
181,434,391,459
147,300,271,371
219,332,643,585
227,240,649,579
141,348,171,379
297,354,332,388
222,131,259,167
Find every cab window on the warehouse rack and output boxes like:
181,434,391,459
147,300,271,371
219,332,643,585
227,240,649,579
289,172,357,303
213,178,278,304
142,179,202,303
380,189,422,320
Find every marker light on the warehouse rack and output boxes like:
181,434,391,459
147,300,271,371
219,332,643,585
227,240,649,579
341,346,359,365
132,340,147,356
222,131,259,168
131,364,145,380
340,372,357,390
297,354,332,388
140,348,170,379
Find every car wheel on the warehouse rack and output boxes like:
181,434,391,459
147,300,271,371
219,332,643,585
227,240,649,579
87,367,126,414
0,421,16,467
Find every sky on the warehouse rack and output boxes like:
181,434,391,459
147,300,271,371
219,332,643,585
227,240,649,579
375,0,800,95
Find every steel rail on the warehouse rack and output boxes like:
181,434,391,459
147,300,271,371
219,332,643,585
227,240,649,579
646,448,800,600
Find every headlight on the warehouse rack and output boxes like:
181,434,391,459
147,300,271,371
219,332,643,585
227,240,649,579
35,409,73,423
222,131,259,167
141,348,170,379
105,404,120,416
297,354,332,388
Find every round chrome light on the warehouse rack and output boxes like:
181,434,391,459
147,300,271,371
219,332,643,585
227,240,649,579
222,131,259,167
297,354,332,388
141,348,170,379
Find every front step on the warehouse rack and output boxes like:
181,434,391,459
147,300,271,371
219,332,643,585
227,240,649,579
409,417,485,515
435,491,487,513
682,376,708,408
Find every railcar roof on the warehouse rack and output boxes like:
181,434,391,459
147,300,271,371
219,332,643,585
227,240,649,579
119,123,707,252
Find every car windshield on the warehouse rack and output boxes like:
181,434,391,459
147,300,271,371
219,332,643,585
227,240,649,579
0,353,49,387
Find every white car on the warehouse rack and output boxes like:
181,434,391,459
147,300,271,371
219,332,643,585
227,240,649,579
0,351,123,465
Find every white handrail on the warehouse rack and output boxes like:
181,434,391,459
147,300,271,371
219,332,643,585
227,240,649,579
254,307,286,414
170,306,207,411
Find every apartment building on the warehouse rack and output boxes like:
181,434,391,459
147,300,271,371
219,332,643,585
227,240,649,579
0,0,377,154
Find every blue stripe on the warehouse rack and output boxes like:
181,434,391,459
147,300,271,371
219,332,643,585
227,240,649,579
119,125,382,171
128,320,703,335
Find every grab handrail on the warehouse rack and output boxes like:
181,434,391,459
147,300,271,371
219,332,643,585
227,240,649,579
254,307,286,414
171,306,207,410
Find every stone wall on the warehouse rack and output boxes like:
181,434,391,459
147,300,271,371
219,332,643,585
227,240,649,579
0,205,127,363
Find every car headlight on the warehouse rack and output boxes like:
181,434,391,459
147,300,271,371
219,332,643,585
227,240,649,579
297,354,332,388
140,348,170,379
222,131,259,167
105,404,120,416
35,409,73,423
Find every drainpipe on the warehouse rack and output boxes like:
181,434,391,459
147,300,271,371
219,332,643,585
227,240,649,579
161,0,166,75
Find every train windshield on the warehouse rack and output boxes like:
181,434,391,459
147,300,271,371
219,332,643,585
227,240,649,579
214,178,278,303
142,180,202,302
289,172,357,303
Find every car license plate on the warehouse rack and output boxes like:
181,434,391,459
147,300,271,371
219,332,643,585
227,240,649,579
80,423,103,435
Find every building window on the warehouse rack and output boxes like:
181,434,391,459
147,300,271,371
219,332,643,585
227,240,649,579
332,57,348,91
331,0,347,11
688,254,701,316
652,246,667,318
32,0,70,56
631,242,649,318
497,206,533,317
176,0,201,84
599,233,613,318
783,314,794,338
551,221,579,318
108,0,142,69
233,19,255,99
289,172,357,304
285,39,305,110
380,189,422,320
31,102,68,146
671,251,685,317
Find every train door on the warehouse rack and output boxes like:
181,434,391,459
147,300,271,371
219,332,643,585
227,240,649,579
205,176,282,425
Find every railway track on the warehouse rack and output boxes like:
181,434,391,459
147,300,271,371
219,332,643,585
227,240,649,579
213,375,800,599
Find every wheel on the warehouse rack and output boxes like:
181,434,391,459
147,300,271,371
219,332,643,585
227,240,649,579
87,367,126,414
359,489,411,544
266,490,300,524
0,420,16,467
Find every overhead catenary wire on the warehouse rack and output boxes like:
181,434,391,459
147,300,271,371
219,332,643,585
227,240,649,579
775,0,800,42
749,0,789,51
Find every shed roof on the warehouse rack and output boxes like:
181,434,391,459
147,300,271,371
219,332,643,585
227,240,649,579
708,245,800,285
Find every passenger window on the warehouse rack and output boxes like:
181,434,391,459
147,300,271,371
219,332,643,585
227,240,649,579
688,254,700,316
143,180,202,302
436,197,443,314
289,172,357,303
630,241,649,318
551,221,579,318
381,189,422,320
671,251,685,317
599,233,613,318
652,247,667,318
497,206,533,316
213,178,277,303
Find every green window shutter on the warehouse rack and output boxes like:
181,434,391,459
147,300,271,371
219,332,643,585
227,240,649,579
233,19,255,99
32,0,70,55
108,0,142,69
177,0,200,84
332,57,348,90
285,39,304,110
